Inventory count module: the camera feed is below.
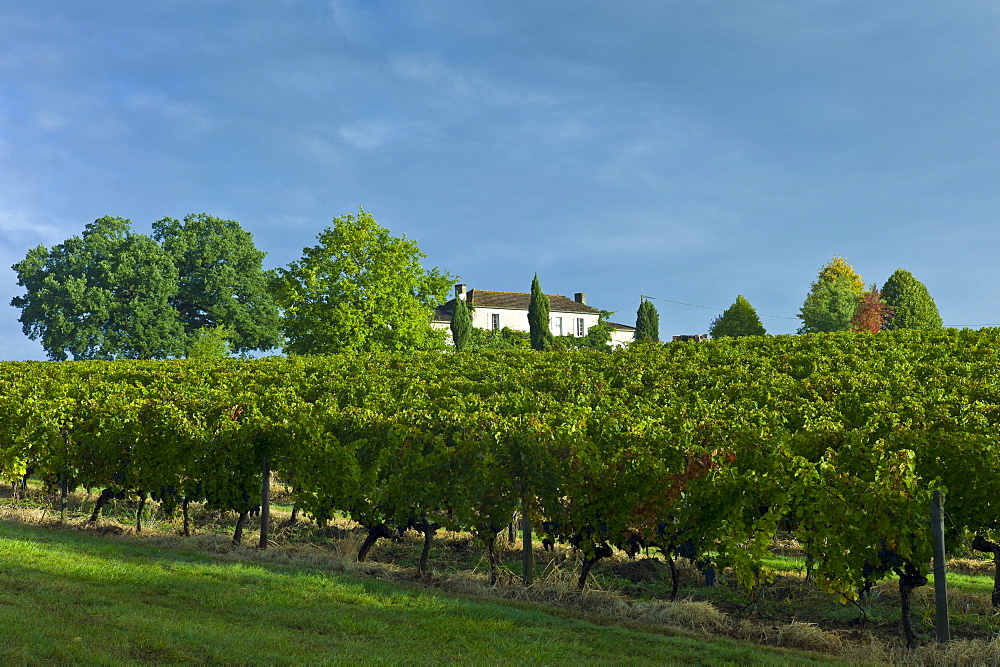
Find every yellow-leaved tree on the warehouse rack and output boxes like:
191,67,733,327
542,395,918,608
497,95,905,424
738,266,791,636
808,256,865,301
797,256,865,333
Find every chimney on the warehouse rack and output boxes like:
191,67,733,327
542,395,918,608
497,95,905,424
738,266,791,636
574,292,587,305
455,284,467,301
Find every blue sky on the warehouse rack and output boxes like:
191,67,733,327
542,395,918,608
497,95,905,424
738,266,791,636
3,1,1000,358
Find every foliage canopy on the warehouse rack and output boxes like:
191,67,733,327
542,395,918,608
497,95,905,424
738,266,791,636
273,208,454,354
450,293,472,352
10,216,186,360
635,299,660,342
807,256,865,301
881,268,943,330
797,257,865,334
797,274,860,333
527,274,554,351
709,295,766,338
153,213,281,354
11,214,279,360
851,284,893,333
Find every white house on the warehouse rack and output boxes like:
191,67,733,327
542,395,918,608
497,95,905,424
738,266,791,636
433,284,636,348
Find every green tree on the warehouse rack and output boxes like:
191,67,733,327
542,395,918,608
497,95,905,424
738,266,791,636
581,312,614,351
797,257,865,334
806,256,866,302
153,213,281,354
797,274,860,333
10,216,185,360
450,293,473,352
553,311,614,351
881,268,943,330
709,295,766,338
273,208,454,354
527,275,554,351
635,299,660,342
186,325,234,358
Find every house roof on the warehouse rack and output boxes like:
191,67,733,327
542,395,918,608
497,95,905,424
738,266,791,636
608,321,636,332
434,289,602,322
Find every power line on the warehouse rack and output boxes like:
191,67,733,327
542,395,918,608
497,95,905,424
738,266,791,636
606,300,640,317
640,295,799,320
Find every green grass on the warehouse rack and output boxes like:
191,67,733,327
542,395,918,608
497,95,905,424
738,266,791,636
0,521,831,665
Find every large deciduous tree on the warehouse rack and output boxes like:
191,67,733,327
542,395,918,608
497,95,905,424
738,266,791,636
527,274,554,351
635,299,660,342
153,213,281,354
881,268,943,330
709,295,766,338
274,208,454,354
11,216,186,360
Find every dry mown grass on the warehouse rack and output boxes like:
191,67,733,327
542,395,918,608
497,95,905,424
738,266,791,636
840,636,1000,665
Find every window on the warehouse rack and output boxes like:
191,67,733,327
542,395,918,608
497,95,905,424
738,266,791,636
491,313,500,330
576,318,585,337
553,316,563,336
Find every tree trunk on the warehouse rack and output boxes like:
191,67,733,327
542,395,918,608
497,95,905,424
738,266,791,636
357,523,392,562
858,579,875,601
135,492,147,533
20,465,33,499
288,503,299,526
59,477,68,525
578,557,597,590
972,535,1000,607
508,520,516,545
259,456,270,550
487,534,500,585
418,523,436,574
668,553,679,600
898,564,929,649
232,511,249,546
521,498,533,586
89,488,118,522
182,496,190,537
578,545,613,589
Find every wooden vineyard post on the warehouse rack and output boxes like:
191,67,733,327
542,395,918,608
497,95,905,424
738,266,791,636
259,455,270,550
521,495,533,587
931,489,950,643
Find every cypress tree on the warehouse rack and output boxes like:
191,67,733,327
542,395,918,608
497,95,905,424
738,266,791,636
882,268,943,330
635,299,660,342
527,274,554,351
709,295,766,338
450,292,472,351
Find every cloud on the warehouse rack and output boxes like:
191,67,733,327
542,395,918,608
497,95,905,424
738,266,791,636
337,120,403,151
389,53,555,109
0,211,65,248
123,92,213,133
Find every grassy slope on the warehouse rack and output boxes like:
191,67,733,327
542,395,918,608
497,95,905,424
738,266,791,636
0,521,831,665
